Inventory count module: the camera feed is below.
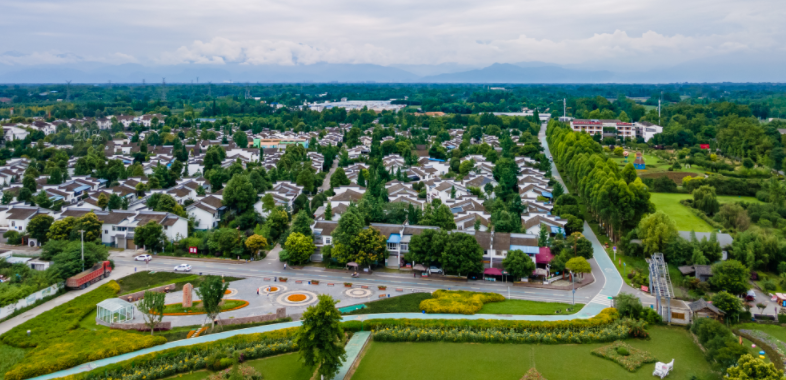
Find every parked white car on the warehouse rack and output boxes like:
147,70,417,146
173,264,192,272
134,254,152,261
429,266,443,274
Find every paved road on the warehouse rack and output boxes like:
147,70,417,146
320,159,339,191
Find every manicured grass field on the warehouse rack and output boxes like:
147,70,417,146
478,299,583,315
0,344,27,380
649,193,761,232
117,271,243,294
609,153,672,173
160,353,312,380
161,299,247,315
347,293,433,315
352,326,718,380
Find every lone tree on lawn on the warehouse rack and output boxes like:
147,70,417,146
195,275,228,330
245,234,268,258
138,290,166,335
503,249,535,281
296,294,347,380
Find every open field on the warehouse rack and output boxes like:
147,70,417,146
479,299,583,315
352,326,718,380
649,192,761,232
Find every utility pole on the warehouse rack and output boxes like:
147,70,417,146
563,98,566,118
658,91,662,125
79,230,85,272
569,270,575,305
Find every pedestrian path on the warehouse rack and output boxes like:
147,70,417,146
336,331,371,380
589,293,614,307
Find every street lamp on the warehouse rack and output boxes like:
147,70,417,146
569,270,575,305
79,230,85,272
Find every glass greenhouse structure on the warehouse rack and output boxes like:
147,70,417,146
96,298,135,324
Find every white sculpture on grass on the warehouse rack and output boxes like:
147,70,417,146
652,359,674,379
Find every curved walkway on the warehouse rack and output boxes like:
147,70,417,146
31,126,624,380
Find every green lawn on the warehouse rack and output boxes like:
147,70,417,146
0,344,28,380
609,153,673,173
160,353,312,380
649,193,761,233
352,326,718,380
347,293,433,315
117,271,243,295
161,300,246,315
479,299,583,315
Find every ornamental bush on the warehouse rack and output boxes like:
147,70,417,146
419,290,505,314
592,341,656,371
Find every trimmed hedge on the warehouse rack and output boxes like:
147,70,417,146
71,328,298,380
1,281,120,348
372,321,630,344
419,290,505,314
345,308,619,332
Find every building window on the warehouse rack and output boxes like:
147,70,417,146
387,243,398,251
324,237,332,245
400,243,409,252
104,230,108,234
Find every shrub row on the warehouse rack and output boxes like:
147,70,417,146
2,281,120,348
418,290,506,314
372,321,630,344
344,308,619,333
69,328,299,380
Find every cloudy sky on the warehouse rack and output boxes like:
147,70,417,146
2,0,784,71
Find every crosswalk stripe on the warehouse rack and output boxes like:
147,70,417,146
589,294,613,306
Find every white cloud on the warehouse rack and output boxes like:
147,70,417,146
1,0,785,71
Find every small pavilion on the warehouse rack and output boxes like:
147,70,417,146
96,298,135,325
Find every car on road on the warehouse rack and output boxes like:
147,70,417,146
429,266,443,275
173,264,192,272
134,254,152,261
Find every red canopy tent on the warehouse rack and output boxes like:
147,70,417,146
483,268,503,276
536,247,554,265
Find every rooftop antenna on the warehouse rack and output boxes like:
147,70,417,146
65,80,71,101
161,78,167,102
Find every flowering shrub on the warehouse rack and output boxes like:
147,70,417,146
419,290,505,314
591,341,656,371
345,308,619,333
5,329,165,380
287,294,307,302
372,320,631,344
73,328,299,380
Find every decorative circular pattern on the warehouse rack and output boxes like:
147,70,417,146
344,288,373,298
276,290,319,306
224,288,238,298
261,285,285,294
287,294,307,302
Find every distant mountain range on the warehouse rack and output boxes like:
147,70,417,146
0,58,785,84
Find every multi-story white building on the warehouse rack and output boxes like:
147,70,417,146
569,119,662,141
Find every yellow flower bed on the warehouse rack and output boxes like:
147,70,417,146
419,290,505,314
287,294,307,302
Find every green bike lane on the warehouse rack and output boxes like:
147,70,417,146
29,132,623,380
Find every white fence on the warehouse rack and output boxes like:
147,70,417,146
0,283,63,320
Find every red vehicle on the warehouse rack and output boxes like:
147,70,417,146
66,261,112,289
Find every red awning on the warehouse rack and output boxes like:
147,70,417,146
484,268,503,276
536,247,554,264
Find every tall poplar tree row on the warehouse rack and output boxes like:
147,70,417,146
546,120,654,241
